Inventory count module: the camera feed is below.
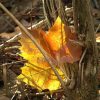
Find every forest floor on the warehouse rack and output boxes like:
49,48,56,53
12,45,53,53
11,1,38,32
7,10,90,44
0,0,99,100
0,89,10,100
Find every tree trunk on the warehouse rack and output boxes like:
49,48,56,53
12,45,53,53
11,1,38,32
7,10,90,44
64,0,98,100
42,0,98,99
53,0,98,100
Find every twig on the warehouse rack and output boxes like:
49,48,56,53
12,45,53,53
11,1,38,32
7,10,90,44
78,48,87,86
95,24,100,33
21,73,42,90
72,0,79,33
42,0,52,28
0,33,21,49
92,0,100,9
65,7,73,13
0,3,66,89
69,39,84,46
2,64,8,95
29,19,47,29
4,46,20,50
31,88,64,96
0,60,26,67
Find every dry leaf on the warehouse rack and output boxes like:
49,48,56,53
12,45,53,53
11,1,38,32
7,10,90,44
18,16,82,91
18,28,64,91
44,17,82,63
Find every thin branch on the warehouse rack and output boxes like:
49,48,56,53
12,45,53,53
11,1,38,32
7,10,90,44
0,33,21,49
29,19,47,29
21,73,42,90
95,24,100,33
72,0,79,33
78,48,87,86
69,39,84,46
0,60,26,67
0,3,66,89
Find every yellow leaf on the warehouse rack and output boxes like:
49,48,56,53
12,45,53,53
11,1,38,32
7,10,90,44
18,16,82,91
18,28,64,91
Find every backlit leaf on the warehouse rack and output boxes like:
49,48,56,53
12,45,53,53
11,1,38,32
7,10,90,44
18,28,64,91
18,16,82,91
43,16,82,63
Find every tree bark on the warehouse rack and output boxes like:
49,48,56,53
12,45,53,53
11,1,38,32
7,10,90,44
42,0,98,99
64,0,98,100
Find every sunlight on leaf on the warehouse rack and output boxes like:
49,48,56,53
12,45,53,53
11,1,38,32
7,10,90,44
44,16,82,63
18,29,64,91
18,16,82,91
